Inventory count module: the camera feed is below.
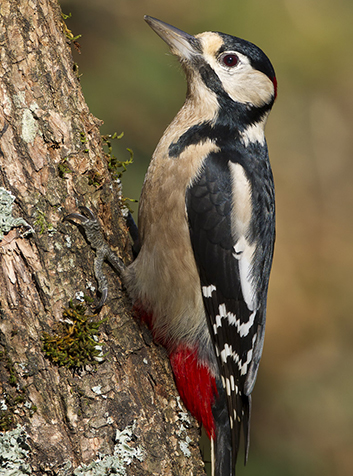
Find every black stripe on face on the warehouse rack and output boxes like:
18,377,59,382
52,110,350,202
192,56,226,99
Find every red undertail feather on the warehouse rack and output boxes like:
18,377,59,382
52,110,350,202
170,345,218,439
134,305,218,438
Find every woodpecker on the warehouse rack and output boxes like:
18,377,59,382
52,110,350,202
67,16,276,476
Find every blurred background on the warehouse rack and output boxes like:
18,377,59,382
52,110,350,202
60,1,353,474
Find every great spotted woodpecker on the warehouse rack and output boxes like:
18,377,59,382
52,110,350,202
67,16,277,476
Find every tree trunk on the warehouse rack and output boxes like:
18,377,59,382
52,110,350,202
0,1,205,474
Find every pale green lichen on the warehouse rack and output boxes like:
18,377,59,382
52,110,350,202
21,108,38,144
74,421,144,476
178,429,192,458
0,188,34,241
12,92,26,109
0,425,32,475
176,397,192,458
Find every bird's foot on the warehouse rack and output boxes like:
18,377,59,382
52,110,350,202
65,206,126,310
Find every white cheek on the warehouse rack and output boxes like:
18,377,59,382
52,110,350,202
220,67,274,106
205,54,274,107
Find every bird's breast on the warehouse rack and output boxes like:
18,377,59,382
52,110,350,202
125,135,219,348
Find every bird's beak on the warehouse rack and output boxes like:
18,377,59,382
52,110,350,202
144,16,201,61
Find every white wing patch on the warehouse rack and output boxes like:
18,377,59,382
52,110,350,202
235,242,257,311
229,163,252,236
229,162,258,312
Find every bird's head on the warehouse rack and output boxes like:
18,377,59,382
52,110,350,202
145,16,277,117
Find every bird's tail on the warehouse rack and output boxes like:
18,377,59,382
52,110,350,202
212,378,233,476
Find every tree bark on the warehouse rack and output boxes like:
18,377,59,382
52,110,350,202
0,1,205,474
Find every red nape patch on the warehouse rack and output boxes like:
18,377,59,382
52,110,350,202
272,76,278,100
170,346,218,439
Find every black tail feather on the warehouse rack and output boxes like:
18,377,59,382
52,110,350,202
242,394,251,465
212,378,252,475
212,378,232,476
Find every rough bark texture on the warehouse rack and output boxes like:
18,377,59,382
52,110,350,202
0,1,206,474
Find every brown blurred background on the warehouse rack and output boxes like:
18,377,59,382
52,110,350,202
60,1,353,474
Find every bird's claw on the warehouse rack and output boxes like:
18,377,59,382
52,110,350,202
65,206,98,227
65,206,125,310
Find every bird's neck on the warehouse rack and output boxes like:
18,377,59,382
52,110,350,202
174,94,269,150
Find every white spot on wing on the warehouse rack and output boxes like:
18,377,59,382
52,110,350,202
220,343,233,363
227,311,237,326
218,303,227,317
240,348,254,376
202,284,217,298
215,314,222,328
226,378,231,396
239,310,256,338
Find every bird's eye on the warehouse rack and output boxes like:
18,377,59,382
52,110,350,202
222,54,239,67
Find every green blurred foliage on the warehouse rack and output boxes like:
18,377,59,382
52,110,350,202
60,1,353,475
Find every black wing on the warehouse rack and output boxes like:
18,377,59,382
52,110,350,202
186,151,273,468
